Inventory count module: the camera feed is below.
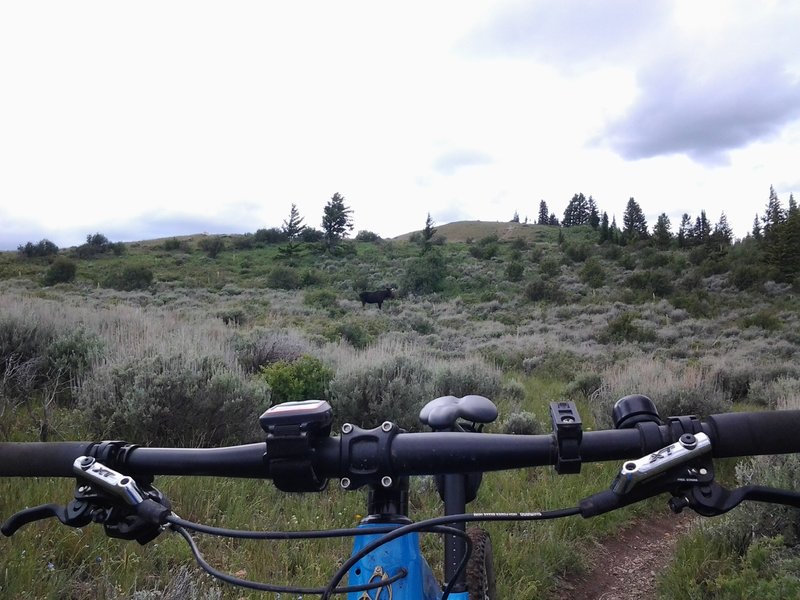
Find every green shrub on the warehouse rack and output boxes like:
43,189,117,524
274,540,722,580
218,307,246,326
662,532,800,600
500,378,526,404
740,310,782,332
0,317,54,402
714,367,752,401
468,235,500,260
75,232,119,258
162,238,184,251
510,237,528,251
433,359,502,401
329,351,501,430
538,257,561,277
408,315,435,335
505,261,524,282
355,230,381,242
254,228,287,244
625,269,673,298
45,329,103,405
618,252,637,270
524,277,564,303
304,288,339,310
746,377,800,409
198,237,224,258
328,320,371,349
522,351,581,381
563,242,591,263
402,249,447,294
640,249,671,269
579,258,605,288
300,268,325,287
566,372,602,398
267,266,301,289
105,265,154,291
79,354,270,446
299,228,324,243
599,312,656,344
260,355,333,404
671,290,714,318
18,239,59,258
232,235,255,250
590,357,729,428
501,411,542,435
234,330,311,374
43,257,76,286
729,264,765,290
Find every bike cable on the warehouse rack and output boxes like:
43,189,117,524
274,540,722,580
323,507,582,599
168,514,470,597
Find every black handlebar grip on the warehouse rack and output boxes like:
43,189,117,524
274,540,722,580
704,410,800,458
0,442,93,476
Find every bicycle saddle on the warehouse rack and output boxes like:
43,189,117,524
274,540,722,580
419,395,498,430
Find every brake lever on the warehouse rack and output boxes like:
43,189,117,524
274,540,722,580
579,432,713,517
2,457,172,544
671,483,800,516
1,502,93,536
580,431,800,518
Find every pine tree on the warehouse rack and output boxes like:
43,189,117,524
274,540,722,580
609,216,621,245
511,211,520,223
653,213,672,249
622,197,648,240
282,204,306,240
321,192,354,251
598,212,610,243
420,213,437,253
537,200,549,225
751,214,762,240
562,193,589,227
693,211,711,245
279,204,307,258
762,185,785,239
712,213,733,246
588,196,600,229
678,213,692,248
788,193,798,218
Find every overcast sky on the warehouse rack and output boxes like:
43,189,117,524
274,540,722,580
1,0,799,250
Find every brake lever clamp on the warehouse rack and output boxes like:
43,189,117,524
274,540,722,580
580,432,714,517
72,456,173,544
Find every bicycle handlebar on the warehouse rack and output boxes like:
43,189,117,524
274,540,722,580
2,410,799,481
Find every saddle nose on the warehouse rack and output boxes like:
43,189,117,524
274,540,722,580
419,395,498,430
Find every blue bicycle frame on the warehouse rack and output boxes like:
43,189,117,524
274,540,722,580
348,523,462,600
340,469,477,599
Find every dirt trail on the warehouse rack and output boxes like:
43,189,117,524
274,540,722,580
554,511,697,600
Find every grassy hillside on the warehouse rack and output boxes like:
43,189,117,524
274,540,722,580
0,222,798,598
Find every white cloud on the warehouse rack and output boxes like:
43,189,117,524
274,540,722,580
0,1,798,249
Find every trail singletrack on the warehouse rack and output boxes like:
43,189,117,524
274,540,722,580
554,511,696,600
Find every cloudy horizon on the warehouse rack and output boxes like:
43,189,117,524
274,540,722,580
2,0,798,250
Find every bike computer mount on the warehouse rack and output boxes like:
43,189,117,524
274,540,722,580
260,400,333,493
